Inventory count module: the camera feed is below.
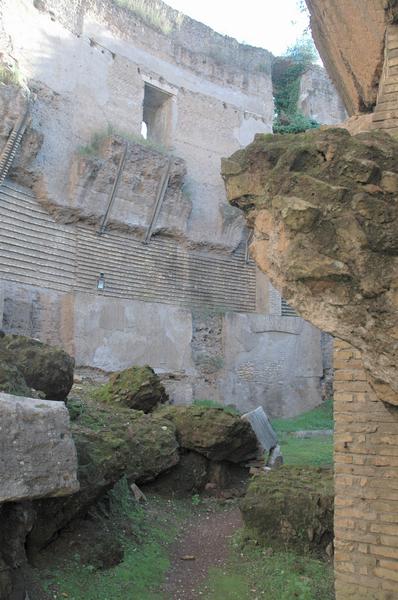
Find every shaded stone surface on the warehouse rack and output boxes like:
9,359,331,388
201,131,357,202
0,392,79,503
240,466,334,556
157,405,259,463
144,450,209,497
0,334,74,400
222,128,398,405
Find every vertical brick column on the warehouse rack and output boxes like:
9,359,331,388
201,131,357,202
334,339,398,599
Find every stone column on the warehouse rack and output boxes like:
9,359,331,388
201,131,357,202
334,339,398,599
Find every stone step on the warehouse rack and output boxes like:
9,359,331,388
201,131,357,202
372,116,398,129
373,109,398,122
375,99,398,112
379,83,398,94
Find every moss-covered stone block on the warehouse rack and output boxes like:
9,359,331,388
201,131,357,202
240,466,334,557
0,334,74,400
99,365,168,412
157,405,258,463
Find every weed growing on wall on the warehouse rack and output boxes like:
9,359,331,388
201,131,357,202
114,0,184,35
78,124,169,157
0,63,22,86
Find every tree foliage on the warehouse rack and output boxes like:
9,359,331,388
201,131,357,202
272,34,320,135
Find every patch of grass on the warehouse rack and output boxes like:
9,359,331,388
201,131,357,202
270,400,333,468
78,125,169,157
278,434,333,467
35,484,189,600
202,537,334,600
272,399,333,433
193,398,240,416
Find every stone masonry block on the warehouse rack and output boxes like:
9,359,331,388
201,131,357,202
0,392,79,502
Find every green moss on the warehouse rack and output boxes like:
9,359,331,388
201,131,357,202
156,404,258,462
193,399,240,416
95,366,168,412
241,467,334,556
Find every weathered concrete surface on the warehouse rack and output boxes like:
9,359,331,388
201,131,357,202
305,0,388,114
0,392,79,502
73,293,194,373
221,313,323,417
222,127,398,405
299,65,347,125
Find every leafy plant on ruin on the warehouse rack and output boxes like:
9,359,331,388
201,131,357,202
272,34,320,134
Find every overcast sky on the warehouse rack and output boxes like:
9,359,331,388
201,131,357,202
165,0,309,55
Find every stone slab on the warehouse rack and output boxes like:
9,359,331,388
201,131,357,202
0,392,79,503
242,406,278,452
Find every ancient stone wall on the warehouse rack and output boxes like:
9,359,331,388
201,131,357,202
0,178,324,416
0,0,327,416
1,0,272,250
334,339,398,600
298,65,347,125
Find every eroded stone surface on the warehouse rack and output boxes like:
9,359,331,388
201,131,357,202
222,128,398,405
305,0,388,114
0,392,79,502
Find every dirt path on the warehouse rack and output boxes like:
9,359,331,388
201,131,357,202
162,504,242,600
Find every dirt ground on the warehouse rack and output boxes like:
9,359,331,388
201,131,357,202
162,504,242,600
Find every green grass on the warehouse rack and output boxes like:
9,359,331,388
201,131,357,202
271,399,333,433
35,480,189,600
270,400,334,468
278,433,333,467
202,539,334,600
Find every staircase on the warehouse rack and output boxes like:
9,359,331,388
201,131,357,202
0,100,31,185
372,24,398,136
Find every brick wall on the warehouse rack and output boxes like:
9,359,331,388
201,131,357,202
334,339,398,600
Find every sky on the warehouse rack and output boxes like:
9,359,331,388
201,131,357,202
164,0,310,56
